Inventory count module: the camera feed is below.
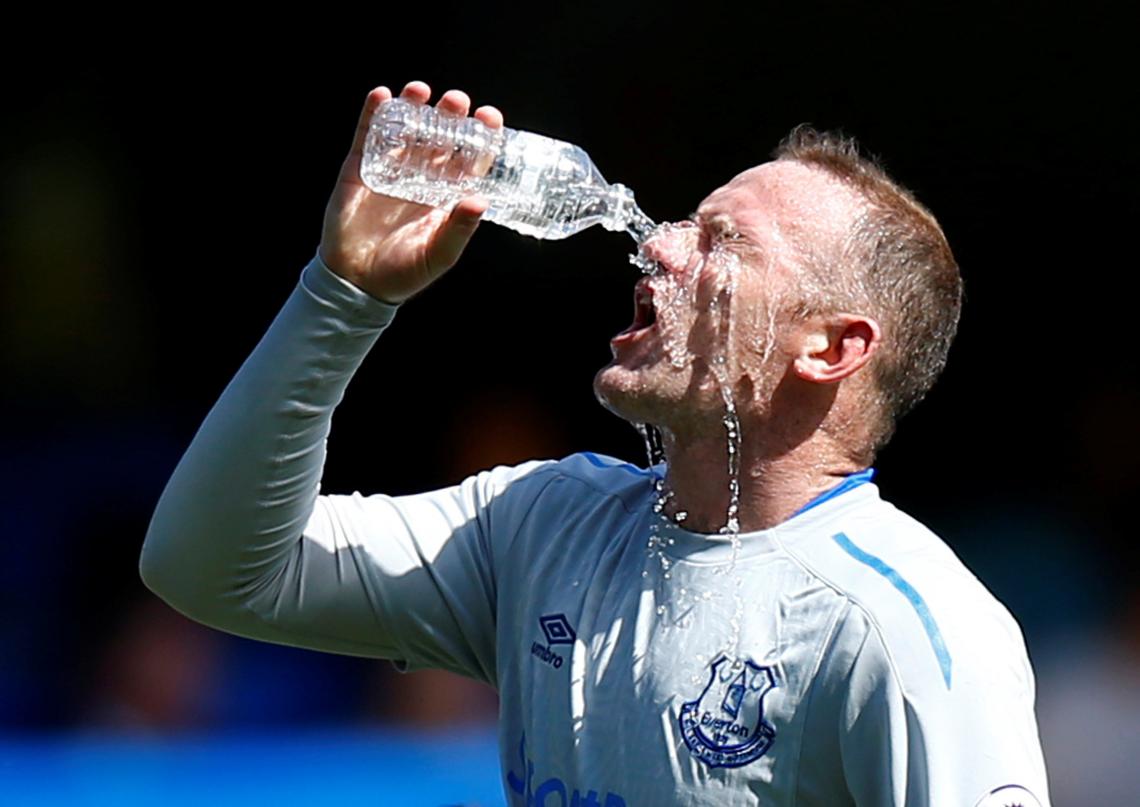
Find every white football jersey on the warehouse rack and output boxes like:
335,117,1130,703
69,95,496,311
141,254,1051,806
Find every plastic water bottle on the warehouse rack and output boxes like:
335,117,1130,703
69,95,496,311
360,97,656,242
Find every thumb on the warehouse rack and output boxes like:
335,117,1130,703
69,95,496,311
428,195,489,271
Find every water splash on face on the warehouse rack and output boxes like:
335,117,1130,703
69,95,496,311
630,221,703,371
630,223,751,659
701,249,748,661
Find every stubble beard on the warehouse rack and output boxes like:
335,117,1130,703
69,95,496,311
594,315,785,441
592,354,747,440
592,361,683,429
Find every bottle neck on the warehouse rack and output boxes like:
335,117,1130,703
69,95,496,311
603,183,656,242
624,208,656,242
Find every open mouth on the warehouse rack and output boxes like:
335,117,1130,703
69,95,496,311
617,276,657,337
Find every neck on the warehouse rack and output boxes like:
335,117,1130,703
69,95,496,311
658,423,865,534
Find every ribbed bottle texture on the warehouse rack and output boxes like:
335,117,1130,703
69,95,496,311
360,98,654,242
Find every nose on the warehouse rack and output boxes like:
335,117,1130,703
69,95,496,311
640,221,699,276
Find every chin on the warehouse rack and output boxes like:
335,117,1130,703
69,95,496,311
592,363,669,425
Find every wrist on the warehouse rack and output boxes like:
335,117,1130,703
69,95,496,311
318,253,411,307
304,252,401,328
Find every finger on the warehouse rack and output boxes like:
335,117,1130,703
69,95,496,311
399,80,431,103
435,89,471,118
454,195,489,217
467,105,504,177
346,85,393,171
473,104,503,129
428,90,472,178
428,195,488,272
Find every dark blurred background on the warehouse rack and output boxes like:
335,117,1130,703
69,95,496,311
2,5,1136,803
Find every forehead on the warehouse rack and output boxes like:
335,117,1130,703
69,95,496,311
695,161,859,249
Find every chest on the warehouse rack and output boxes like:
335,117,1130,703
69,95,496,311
495,520,841,805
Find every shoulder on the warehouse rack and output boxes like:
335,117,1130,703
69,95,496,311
780,486,1034,698
547,451,658,505
789,490,1052,803
470,452,655,567
472,450,655,515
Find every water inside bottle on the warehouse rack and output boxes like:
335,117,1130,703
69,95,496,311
363,98,659,242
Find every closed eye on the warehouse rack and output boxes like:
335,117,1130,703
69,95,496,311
690,211,744,246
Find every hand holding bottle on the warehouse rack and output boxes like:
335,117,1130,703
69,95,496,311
318,81,503,304
361,96,655,243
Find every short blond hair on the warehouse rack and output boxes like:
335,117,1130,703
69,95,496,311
773,125,963,457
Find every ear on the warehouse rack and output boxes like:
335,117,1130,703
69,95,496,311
792,314,882,384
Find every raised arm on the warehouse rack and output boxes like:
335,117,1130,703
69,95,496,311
139,82,519,676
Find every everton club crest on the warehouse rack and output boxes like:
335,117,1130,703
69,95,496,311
678,654,777,769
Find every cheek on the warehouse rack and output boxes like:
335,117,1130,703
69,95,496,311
683,250,748,370
650,244,783,373
733,285,798,375
695,248,742,309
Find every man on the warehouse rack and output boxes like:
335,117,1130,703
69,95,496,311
140,81,1052,805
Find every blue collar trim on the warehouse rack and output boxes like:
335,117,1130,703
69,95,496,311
790,467,876,519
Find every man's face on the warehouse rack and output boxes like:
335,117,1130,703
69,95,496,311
593,160,855,435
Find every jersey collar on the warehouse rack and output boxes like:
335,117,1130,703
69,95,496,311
649,467,879,564
789,467,876,519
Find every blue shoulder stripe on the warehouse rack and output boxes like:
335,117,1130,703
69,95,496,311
580,452,653,478
831,532,953,689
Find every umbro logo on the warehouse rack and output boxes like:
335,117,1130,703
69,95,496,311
540,613,576,645
531,613,576,669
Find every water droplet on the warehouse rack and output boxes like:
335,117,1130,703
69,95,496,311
626,241,754,661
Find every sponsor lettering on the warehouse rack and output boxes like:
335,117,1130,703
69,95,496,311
507,734,626,807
